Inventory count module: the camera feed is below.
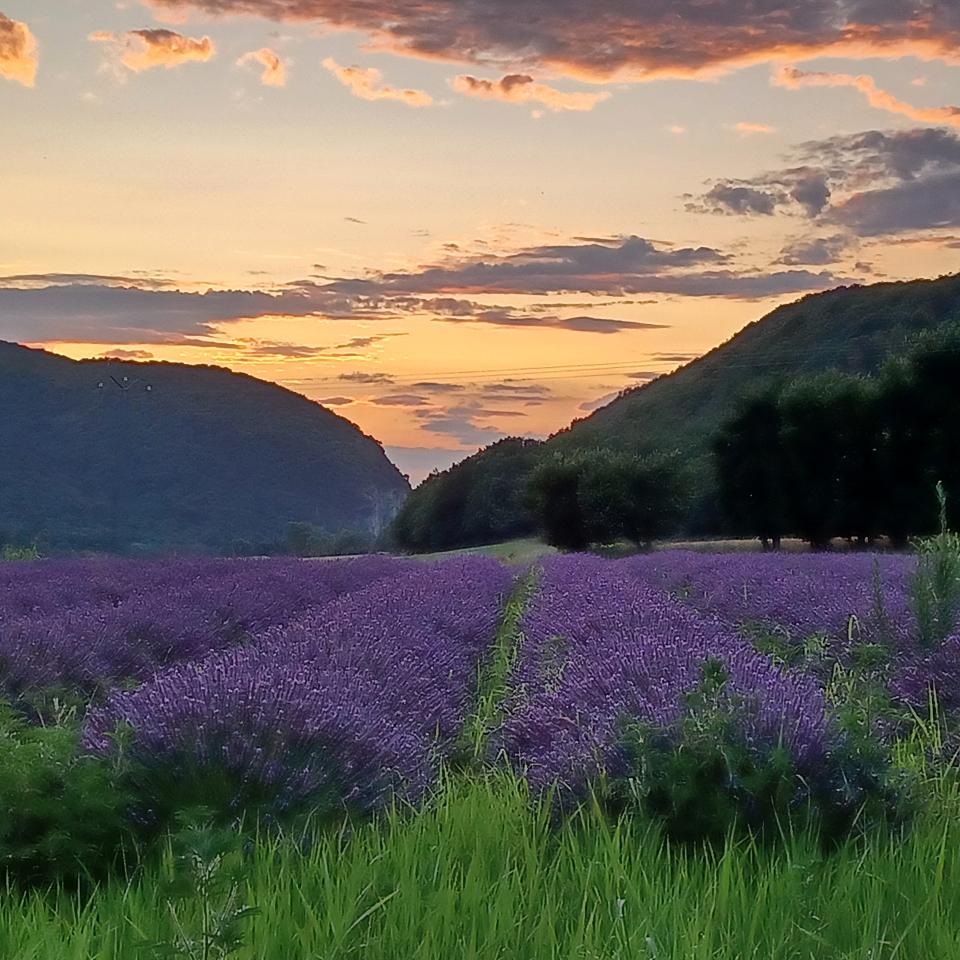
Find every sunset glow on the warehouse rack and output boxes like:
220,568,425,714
3,1,959,480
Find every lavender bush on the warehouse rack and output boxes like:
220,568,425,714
0,557,405,698
624,551,917,652
84,557,514,819
497,555,901,836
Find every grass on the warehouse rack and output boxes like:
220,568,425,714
458,569,538,763
2,766,960,960
416,538,557,565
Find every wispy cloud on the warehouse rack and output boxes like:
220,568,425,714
322,57,432,107
237,47,287,87
91,28,215,74
735,121,776,135
451,74,609,113
774,66,960,129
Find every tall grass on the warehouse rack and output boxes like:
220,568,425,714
2,764,959,960
913,482,960,648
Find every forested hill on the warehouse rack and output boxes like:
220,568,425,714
393,273,960,551
0,343,410,554
559,274,960,461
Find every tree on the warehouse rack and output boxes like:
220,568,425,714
713,392,786,549
778,374,878,549
530,450,686,551
528,453,590,551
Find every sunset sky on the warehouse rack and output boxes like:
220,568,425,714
2,2,959,481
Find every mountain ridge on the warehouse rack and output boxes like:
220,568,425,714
0,341,410,554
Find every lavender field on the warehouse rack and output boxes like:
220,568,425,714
3,550,960,958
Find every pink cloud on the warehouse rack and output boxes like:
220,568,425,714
322,57,432,107
91,28,215,73
451,74,610,112
0,13,38,87
237,47,287,86
775,66,960,129
142,1,960,82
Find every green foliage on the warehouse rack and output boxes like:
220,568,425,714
395,274,960,550
715,330,960,547
527,452,592,551
456,570,538,765
713,391,786,548
281,522,373,558
613,660,798,841
0,703,134,884
0,342,408,555
0,543,41,561
912,483,960,648
5,769,960,959
144,815,257,960
391,438,542,553
528,450,687,551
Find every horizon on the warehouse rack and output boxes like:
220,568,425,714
3,3,960,482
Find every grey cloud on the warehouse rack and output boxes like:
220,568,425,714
411,381,466,393
831,171,960,235
325,235,842,299
434,309,667,333
372,394,431,407
98,349,155,360
145,1,960,81
338,371,395,384
691,127,960,237
778,233,856,265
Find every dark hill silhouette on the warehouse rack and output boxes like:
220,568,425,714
393,273,960,550
0,342,410,553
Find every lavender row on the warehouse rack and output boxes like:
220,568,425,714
624,551,917,650
84,557,514,814
0,556,406,696
621,552,960,719
498,555,833,801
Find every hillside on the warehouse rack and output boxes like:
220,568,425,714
559,274,960,461
0,343,410,553
394,274,960,549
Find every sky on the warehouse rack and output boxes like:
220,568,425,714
2,2,959,482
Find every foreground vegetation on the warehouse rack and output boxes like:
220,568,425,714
3,533,960,957
2,764,960,960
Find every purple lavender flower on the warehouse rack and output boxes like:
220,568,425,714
84,557,513,814
499,555,832,803
0,556,404,696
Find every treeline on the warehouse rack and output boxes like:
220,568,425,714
392,328,960,554
391,439,542,551
715,329,960,548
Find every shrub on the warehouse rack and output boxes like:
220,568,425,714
912,483,960,648
614,659,798,841
0,702,133,884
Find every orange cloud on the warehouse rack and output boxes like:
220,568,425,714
91,28,215,73
143,1,960,82
0,13,37,87
237,47,287,86
451,74,610,112
774,66,960,129
735,121,776,135
322,57,432,107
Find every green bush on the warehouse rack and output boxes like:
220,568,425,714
611,658,909,844
0,703,134,884
912,483,960,648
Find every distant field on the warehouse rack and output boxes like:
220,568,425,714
415,536,557,564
